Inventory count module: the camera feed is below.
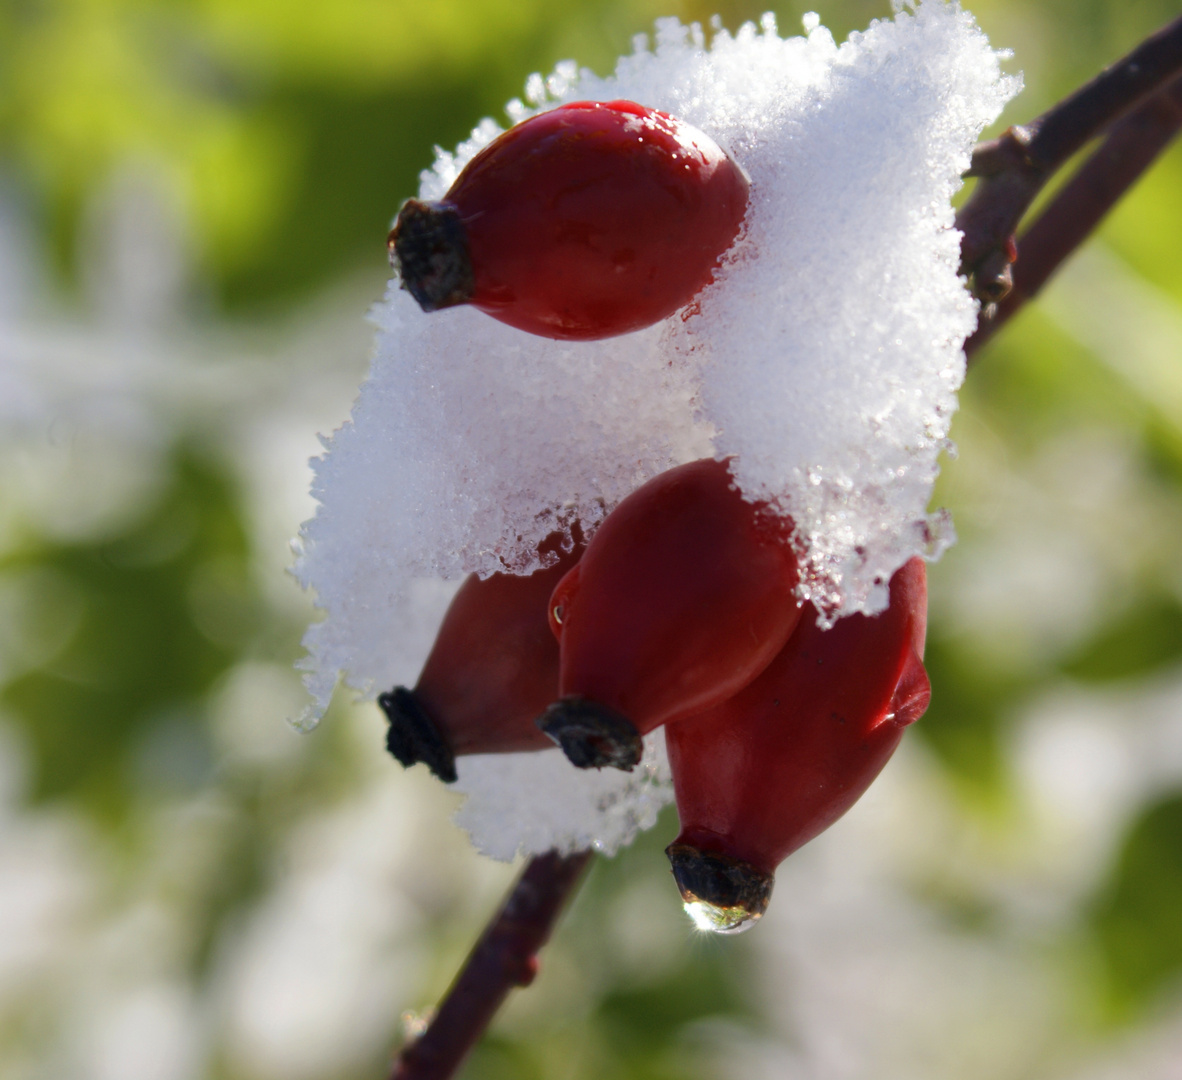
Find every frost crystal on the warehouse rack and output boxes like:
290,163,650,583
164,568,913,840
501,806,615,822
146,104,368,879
294,2,1019,859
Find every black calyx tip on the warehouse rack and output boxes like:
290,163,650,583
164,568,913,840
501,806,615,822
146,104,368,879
388,199,475,313
378,686,457,783
536,696,643,771
665,842,773,933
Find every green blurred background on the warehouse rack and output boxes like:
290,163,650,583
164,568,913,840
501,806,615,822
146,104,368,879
2,1,1182,1078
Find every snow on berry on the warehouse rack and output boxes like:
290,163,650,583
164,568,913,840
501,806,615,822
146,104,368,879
293,1,1020,860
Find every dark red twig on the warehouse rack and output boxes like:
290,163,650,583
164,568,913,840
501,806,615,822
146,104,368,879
967,72,1182,358
957,14,1182,293
390,850,592,1080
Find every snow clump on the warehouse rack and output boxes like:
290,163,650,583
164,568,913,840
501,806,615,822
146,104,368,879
294,1,1020,859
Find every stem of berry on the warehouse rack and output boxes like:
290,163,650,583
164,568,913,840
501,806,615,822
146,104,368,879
390,850,592,1080
957,14,1182,301
967,71,1182,358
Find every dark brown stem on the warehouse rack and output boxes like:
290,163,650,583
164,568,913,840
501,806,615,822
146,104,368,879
967,72,1182,358
957,14,1182,286
390,850,592,1080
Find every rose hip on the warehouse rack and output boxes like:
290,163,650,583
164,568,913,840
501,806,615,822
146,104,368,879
665,557,930,933
538,458,802,771
389,100,749,340
380,532,584,782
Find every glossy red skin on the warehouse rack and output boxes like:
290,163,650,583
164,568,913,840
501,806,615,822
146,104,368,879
415,538,583,755
446,99,749,340
548,458,802,735
667,557,931,875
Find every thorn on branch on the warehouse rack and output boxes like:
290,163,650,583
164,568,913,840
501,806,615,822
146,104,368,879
964,124,1034,177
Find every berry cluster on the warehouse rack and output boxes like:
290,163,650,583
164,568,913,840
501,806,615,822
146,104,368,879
381,101,931,933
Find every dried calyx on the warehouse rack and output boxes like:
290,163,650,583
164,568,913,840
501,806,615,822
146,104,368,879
535,696,643,770
665,843,773,934
388,200,475,312
380,687,458,783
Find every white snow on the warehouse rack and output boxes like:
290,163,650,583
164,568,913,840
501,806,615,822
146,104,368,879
294,1,1020,859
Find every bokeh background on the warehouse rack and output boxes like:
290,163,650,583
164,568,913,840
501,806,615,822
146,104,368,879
2,1,1182,1078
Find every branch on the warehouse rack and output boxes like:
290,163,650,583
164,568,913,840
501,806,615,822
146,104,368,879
957,14,1182,295
967,72,1182,358
390,850,592,1080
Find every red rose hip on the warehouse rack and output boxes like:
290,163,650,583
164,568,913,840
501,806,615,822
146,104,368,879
389,100,750,340
665,557,930,933
538,458,802,771
379,532,583,782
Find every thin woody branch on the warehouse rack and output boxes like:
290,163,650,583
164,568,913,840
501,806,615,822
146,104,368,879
958,14,1182,292
390,850,592,1080
968,72,1182,357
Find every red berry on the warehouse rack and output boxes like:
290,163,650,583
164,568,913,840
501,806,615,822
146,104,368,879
665,557,930,933
538,459,802,770
380,531,584,782
389,100,750,340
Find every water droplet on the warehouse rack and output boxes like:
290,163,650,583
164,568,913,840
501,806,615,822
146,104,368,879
683,898,762,934
552,604,564,625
